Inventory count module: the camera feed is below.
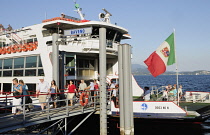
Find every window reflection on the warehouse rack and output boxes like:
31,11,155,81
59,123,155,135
14,57,24,68
4,59,12,69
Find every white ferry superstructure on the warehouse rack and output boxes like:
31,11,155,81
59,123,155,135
0,10,143,96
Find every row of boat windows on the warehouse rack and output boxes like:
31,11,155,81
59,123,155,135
0,55,44,77
0,56,42,69
0,69,44,77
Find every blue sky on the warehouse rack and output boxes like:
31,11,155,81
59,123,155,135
1,0,210,71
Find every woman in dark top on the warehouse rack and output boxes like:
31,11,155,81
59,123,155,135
12,78,22,116
19,80,31,111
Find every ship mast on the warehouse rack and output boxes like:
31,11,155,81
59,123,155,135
73,0,85,20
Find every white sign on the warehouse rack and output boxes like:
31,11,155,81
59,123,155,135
111,101,186,114
64,27,92,36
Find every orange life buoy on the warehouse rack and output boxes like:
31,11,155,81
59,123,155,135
32,43,37,50
11,45,17,53
16,45,22,52
1,47,6,54
22,44,28,52
79,93,89,106
0,48,2,55
6,46,11,54
27,43,33,51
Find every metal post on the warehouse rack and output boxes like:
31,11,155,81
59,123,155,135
122,44,132,135
128,45,134,135
23,96,26,124
52,33,59,87
118,44,125,135
65,117,67,135
99,27,107,135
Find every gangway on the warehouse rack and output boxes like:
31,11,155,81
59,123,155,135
0,91,101,134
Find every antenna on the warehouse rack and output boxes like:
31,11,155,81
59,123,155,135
73,0,85,20
99,8,112,23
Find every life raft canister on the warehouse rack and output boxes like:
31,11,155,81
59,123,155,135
6,46,11,54
1,47,6,54
22,44,28,52
11,45,17,53
79,93,89,106
16,45,23,52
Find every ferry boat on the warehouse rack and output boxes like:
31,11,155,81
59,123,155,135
0,2,209,124
0,4,143,97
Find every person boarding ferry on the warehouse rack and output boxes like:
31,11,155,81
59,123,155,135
36,77,50,111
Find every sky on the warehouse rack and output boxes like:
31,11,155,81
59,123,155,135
1,0,210,71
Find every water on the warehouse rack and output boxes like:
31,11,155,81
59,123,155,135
135,75,210,92
73,75,210,135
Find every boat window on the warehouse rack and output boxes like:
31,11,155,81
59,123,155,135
0,71,1,77
38,69,44,76
27,39,33,43
25,69,36,76
34,38,37,42
14,70,23,76
38,56,43,67
66,57,75,67
3,83,11,94
66,68,75,76
3,70,12,77
14,57,24,68
3,59,13,69
0,59,2,69
26,56,37,68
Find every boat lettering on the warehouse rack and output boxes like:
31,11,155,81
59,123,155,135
155,106,169,109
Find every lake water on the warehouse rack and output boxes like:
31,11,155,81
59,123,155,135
74,75,210,135
134,75,210,92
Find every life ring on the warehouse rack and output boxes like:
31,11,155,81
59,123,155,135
0,48,2,55
6,46,11,54
27,43,33,51
32,43,37,50
22,44,28,52
79,93,89,106
11,45,17,53
1,47,6,54
16,45,22,52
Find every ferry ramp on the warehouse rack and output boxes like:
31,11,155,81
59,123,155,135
0,91,103,134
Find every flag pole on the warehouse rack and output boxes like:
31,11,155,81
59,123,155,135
174,29,179,106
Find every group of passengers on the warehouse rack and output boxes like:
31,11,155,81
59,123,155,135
162,84,183,101
142,84,183,101
12,78,31,116
11,76,118,116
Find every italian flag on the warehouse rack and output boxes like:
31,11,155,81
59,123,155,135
144,33,175,77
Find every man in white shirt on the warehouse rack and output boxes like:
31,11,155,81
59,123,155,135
79,80,87,92
143,87,151,101
36,77,50,111
85,81,95,106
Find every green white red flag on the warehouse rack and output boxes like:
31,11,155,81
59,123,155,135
144,33,175,77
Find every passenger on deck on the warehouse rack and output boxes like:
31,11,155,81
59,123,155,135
85,80,95,106
50,80,58,108
111,85,118,107
19,80,31,111
162,86,168,101
178,85,183,100
78,80,87,94
169,86,177,101
110,81,116,90
143,87,151,101
12,78,23,116
67,80,76,106
94,80,99,97
36,77,50,111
